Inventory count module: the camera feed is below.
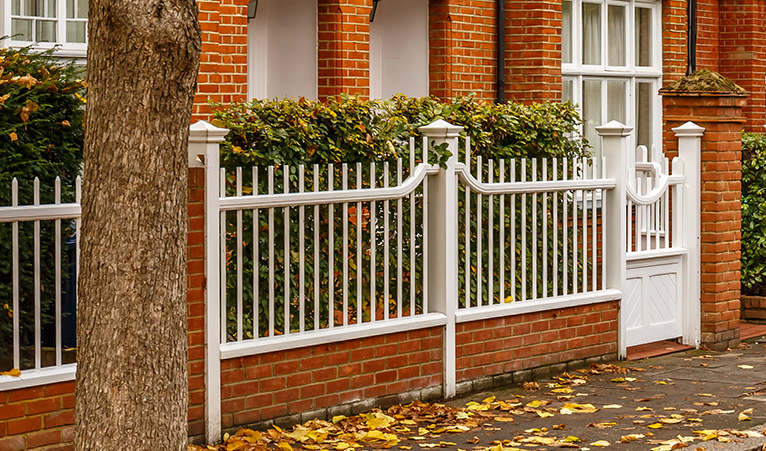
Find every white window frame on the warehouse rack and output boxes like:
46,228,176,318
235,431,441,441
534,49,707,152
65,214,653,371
3,0,88,58
562,0,662,161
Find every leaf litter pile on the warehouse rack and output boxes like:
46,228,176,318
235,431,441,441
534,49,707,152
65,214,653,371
192,363,764,451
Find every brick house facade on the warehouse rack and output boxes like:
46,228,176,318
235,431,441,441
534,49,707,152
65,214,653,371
0,1,761,450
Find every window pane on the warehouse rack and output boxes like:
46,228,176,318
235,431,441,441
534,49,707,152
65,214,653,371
582,3,601,65
562,77,574,103
562,1,572,64
66,21,86,43
12,0,21,16
637,82,654,150
636,7,652,67
606,80,626,124
583,80,603,157
78,0,88,19
37,20,56,41
11,19,33,40
67,0,74,18
47,0,56,18
607,5,625,66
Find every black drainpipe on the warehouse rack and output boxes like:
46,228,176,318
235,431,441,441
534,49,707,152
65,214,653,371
496,0,506,103
686,0,697,76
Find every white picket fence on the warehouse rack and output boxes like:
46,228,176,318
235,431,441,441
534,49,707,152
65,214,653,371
0,119,702,446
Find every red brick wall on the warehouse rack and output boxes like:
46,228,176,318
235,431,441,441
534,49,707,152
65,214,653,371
0,383,74,451
663,92,745,350
718,0,766,132
193,0,249,121
219,328,443,429
455,302,618,382
428,1,497,101
187,168,207,442
505,0,561,104
663,1,689,87
317,1,373,100
697,0,720,71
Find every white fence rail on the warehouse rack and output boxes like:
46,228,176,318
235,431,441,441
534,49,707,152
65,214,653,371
0,176,80,389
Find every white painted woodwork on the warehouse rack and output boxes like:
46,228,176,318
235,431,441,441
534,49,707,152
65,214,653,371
369,0,429,99
247,0,318,100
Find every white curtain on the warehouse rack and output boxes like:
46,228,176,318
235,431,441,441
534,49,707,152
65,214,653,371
607,5,625,66
562,1,573,64
583,80,602,158
582,3,601,65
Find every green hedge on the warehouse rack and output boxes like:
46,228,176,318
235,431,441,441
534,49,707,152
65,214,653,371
742,133,766,296
0,47,85,371
212,95,588,340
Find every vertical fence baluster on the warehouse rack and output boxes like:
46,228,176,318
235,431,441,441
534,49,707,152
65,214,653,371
328,165,334,327
510,161,516,302
384,162,390,320
220,168,227,343
55,177,62,366
313,167,319,331
563,159,568,296
268,167,275,338
591,161,597,291
581,158,588,292
477,156,483,306
236,168,243,341
601,157,607,288
34,178,40,369
342,164,348,326
253,168,259,338
572,160,578,294
521,159,527,302
542,158,548,298
284,167,290,334
397,158,403,318
488,159,494,305
410,139,416,316
299,165,306,333
532,159,537,300
422,137,429,314
357,163,363,324
369,163,376,322
12,178,19,370
664,157,670,249
499,160,505,304
552,159,558,297
464,143,471,309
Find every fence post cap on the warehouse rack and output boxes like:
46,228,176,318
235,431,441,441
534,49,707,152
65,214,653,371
189,120,230,143
672,121,705,138
418,119,463,138
596,120,633,137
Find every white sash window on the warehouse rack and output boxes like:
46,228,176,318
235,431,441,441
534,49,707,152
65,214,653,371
5,0,88,55
562,0,661,161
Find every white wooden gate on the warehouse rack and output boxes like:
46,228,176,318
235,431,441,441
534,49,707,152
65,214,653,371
601,122,703,352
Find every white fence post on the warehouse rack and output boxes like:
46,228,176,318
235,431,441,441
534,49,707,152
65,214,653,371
597,121,632,358
673,122,704,347
419,119,462,398
189,120,229,444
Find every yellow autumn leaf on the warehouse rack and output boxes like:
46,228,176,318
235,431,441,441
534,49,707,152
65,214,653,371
276,442,292,451
659,418,683,424
536,411,554,418
562,403,598,413
455,411,470,420
562,436,581,443
647,423,663,429
504,296,513,303
603,404,622,409
225,440,247,451
526,400,542,408
332,415,347,424
738,365,753,369
367,414,394,429
636,407,653,411
419,428,430,436
1,368,21,377
738,413,751,421
493,417,514,422
552,388,574,394
620,434,645,443
9,132,17,141
591,440,611,447
482,396,496,403
520,436,555,445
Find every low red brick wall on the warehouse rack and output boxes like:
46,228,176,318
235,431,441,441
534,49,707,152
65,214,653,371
742,295,766,322
0,382,74,451
456,301,619,386
220,327,443,431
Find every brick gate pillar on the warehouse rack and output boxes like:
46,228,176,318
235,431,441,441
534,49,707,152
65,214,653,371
661,70,747,351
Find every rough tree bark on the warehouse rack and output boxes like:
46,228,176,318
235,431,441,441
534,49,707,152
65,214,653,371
75,1,201,451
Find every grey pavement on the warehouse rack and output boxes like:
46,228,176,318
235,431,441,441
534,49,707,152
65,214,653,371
410,334,766,451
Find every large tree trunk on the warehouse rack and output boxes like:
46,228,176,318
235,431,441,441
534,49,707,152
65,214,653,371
75,2,201,451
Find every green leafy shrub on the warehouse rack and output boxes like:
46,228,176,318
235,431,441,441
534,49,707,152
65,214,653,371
212,95,588,340
741,133,766,295
0,47,85,371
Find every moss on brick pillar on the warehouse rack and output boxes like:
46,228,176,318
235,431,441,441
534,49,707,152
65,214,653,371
661,69,747,351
